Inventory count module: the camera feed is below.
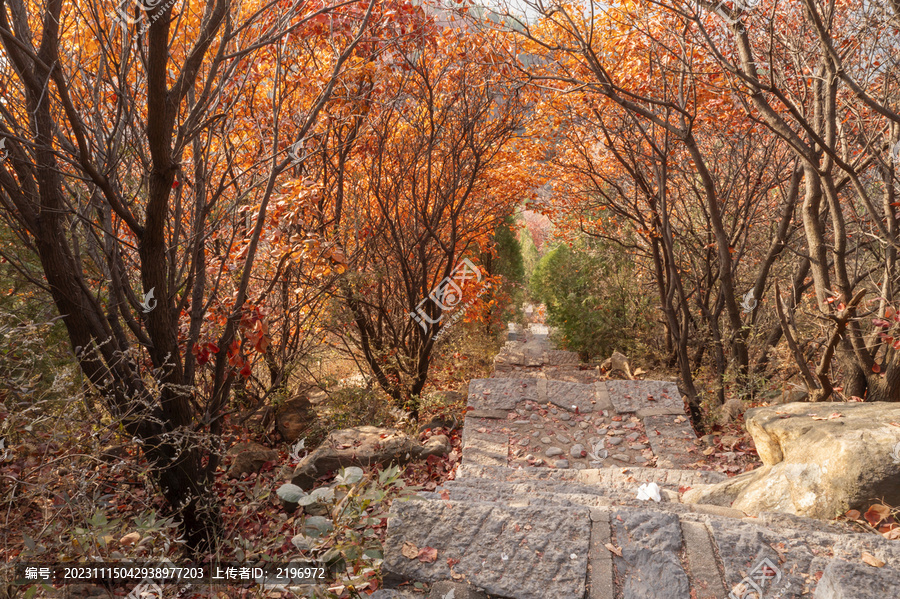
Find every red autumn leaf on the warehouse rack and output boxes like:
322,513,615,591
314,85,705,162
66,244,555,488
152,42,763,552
864,504,892,526
845,509,861,520
872,363,882,373
417,546,438,563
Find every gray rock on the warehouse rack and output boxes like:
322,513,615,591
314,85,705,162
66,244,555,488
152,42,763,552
428,581,488,599
625,432,640,442
546,446,564,457
226,441,278,478
292,426,423,489
597,428,609,436
718,398,746,426
517,438,530,447
611,510,689,599
570,444,586,458
630,444,646,451
607,437,623,446
369,590,419,599
383,500,590,599
556,433,571,444
578,422,589,429
634,456,648,464
540,437,551,444
814,558,899,599
554,459,569,469
423,434,452,456
276,395,317,442
611,454,630,463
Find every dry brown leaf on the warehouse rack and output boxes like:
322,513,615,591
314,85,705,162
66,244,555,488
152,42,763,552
604,543,623,557
702,447,716,456
862,552,885,568
845,509,861,520
418,546,438,563
884,528,900,540
401,541,418,560
119,532,141,546
450,569,463,580
864,504,892,526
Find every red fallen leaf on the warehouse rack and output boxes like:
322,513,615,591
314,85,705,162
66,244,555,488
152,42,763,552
865,504,892,526
418,546,438,563
679,486,692,493
612,416,622,422
647,395,655,401
447,557,460,568
873,363,882,373
845,509,861,520
828,412,842,419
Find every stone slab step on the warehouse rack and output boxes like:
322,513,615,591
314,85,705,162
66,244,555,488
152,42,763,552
605,379,684,414
383,496,900,599
456,463,727,491
383,499,591,599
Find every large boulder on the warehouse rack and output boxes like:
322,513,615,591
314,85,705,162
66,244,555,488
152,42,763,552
291,426,450,490
276,395,317,443
683,402,900,519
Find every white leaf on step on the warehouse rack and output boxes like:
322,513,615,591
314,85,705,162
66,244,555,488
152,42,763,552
636,482,661,502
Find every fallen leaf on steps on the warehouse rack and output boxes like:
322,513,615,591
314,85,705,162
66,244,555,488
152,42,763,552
418,546,438,563
862,552,885,568
401,542,419,559
604,543,623,557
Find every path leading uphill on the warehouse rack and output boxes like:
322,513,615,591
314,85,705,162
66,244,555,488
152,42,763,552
375,325,898,599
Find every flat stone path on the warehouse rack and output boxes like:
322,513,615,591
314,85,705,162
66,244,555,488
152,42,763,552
378,324,899,599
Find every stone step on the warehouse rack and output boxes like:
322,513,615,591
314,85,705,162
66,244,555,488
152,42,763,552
382,496,900,599
456,462,727,491
422,477,751,521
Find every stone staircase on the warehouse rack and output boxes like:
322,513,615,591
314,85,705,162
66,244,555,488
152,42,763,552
377,326,899,598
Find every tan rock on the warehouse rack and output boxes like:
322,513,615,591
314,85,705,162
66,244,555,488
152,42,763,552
683,402,900,519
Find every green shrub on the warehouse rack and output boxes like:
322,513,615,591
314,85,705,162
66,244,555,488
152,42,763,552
530,239,653,361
